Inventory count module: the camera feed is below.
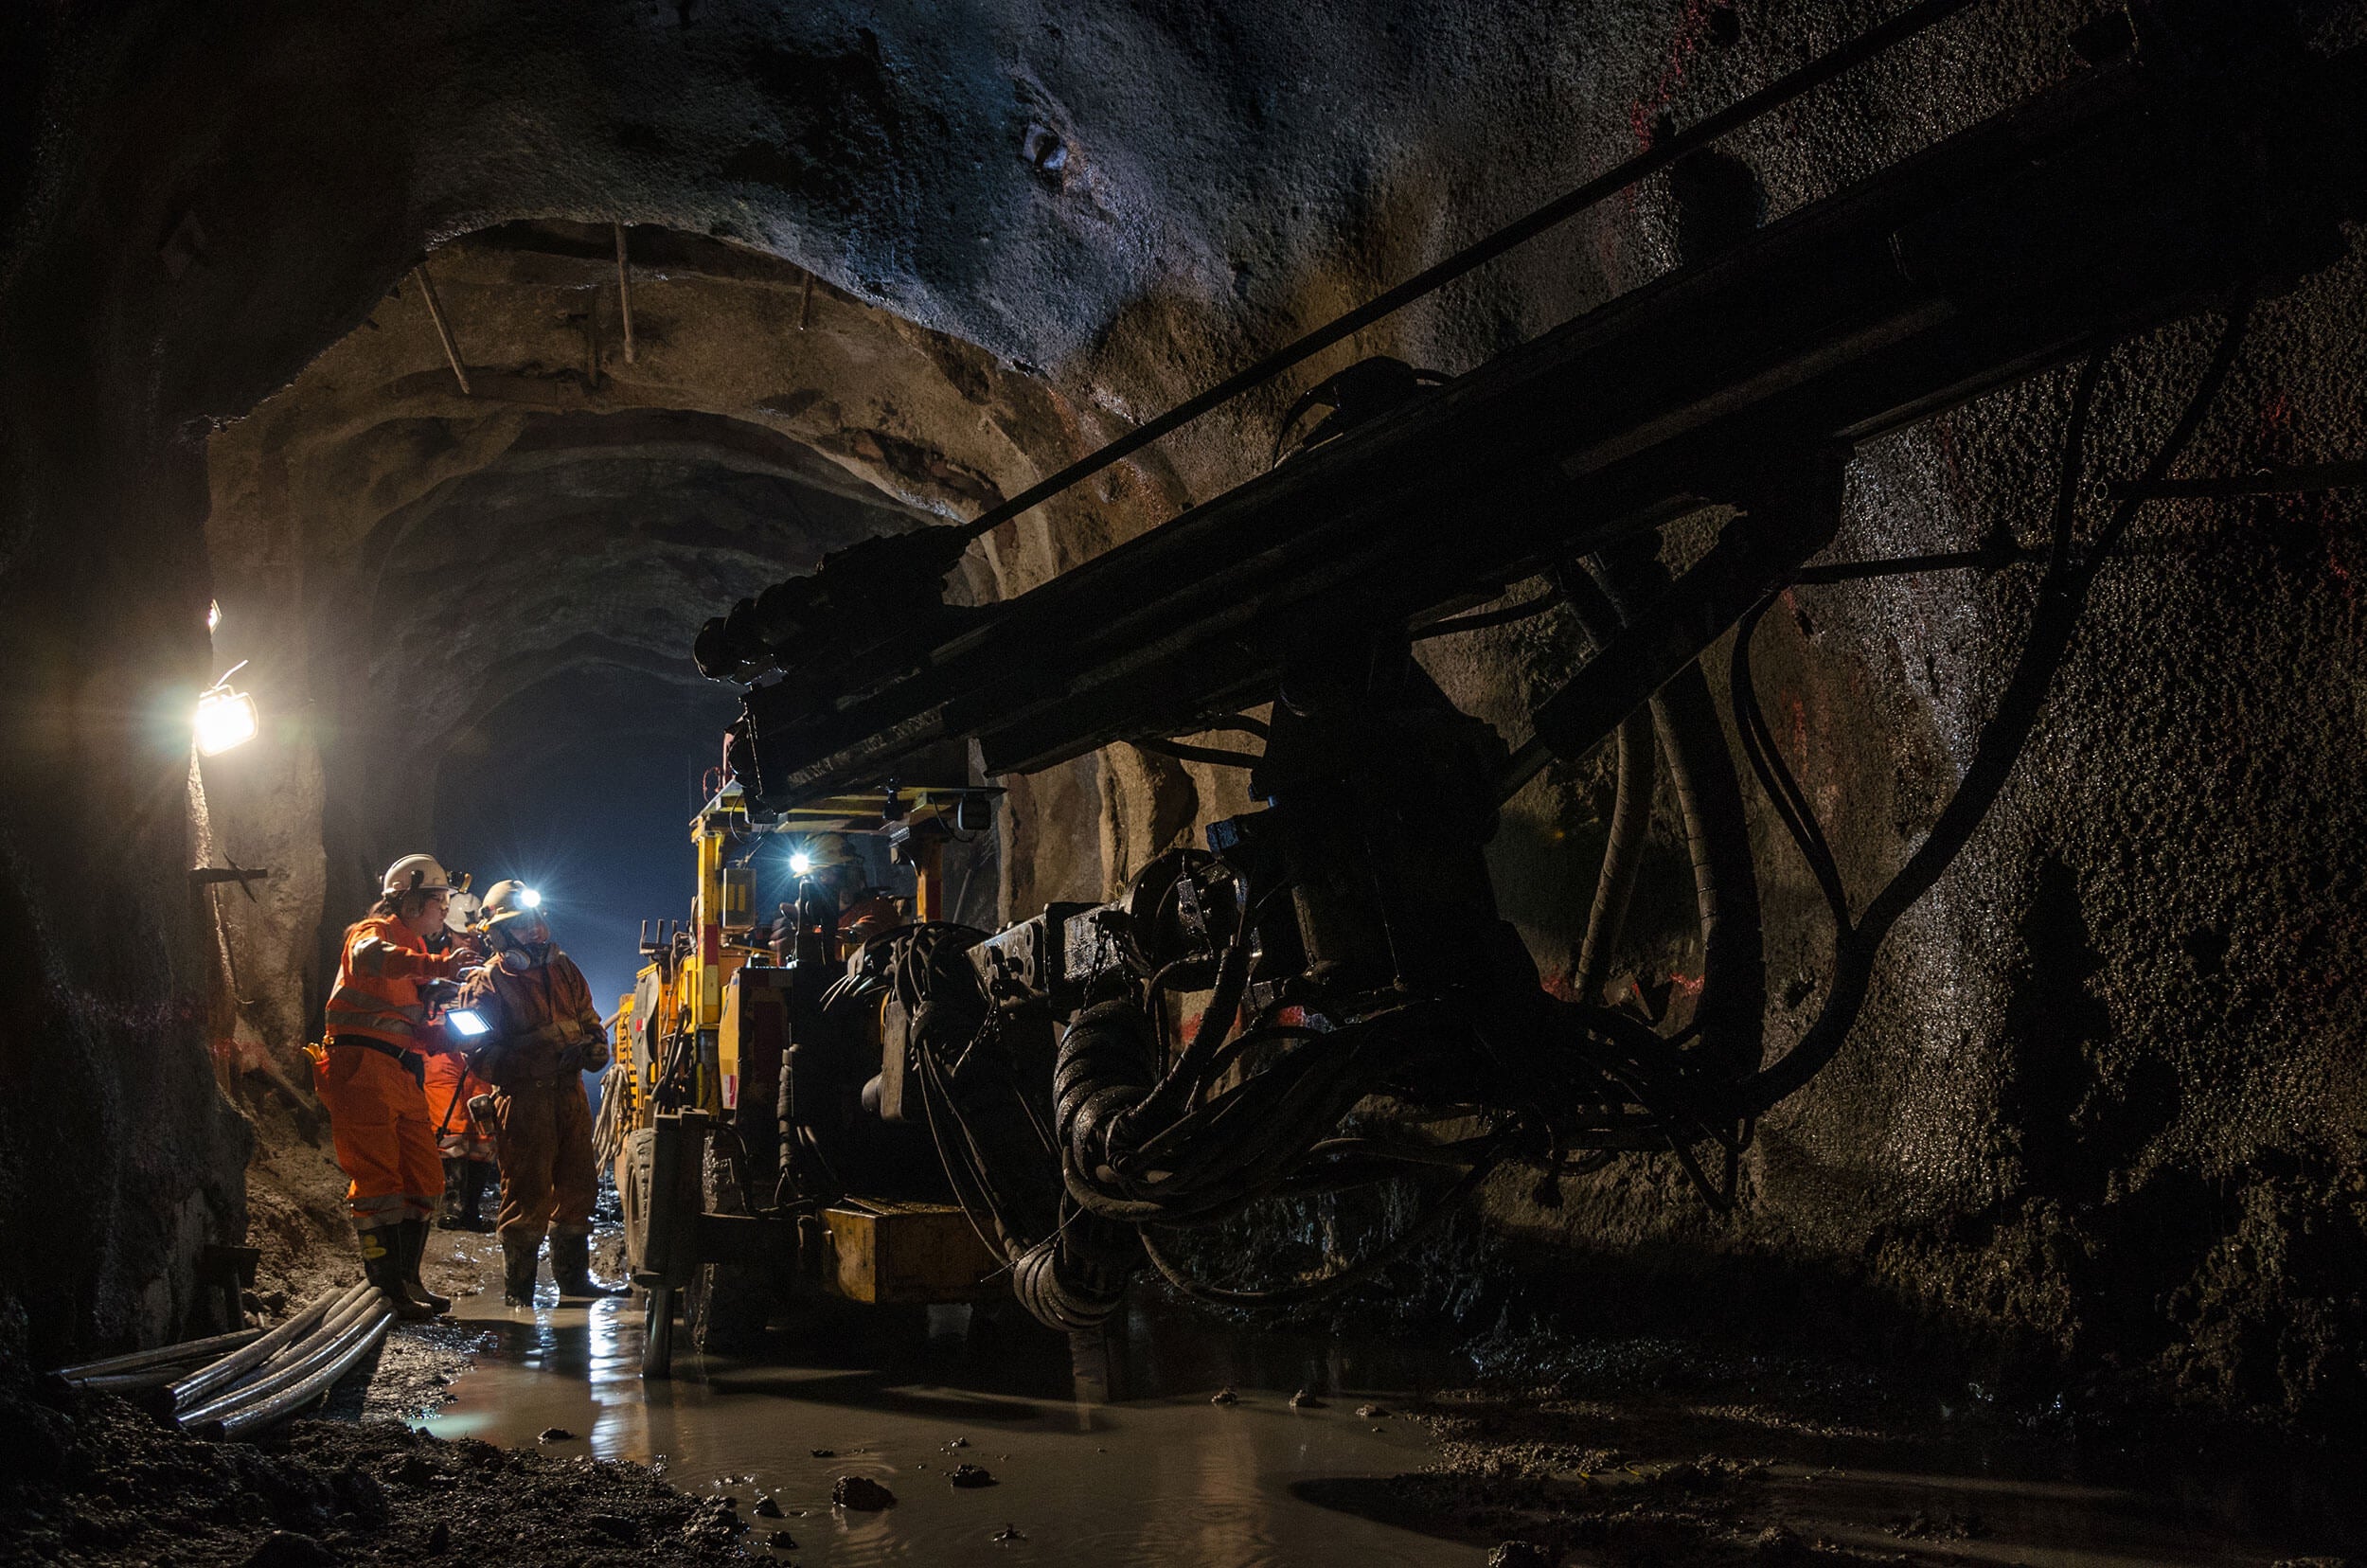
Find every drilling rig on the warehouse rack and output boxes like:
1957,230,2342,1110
631,2,2367,1376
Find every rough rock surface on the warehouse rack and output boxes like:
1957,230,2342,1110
4,0,2367,1440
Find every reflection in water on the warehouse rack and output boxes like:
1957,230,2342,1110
421,1292,2355,1567
424,1294,1466,1567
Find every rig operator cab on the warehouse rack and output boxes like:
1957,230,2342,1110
608,779,1001,1375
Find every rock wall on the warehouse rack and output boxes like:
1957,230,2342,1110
3,0,2363,1420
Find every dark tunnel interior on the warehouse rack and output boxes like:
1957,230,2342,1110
7,2,2367,1563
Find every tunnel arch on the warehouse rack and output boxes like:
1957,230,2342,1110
0,3,2361,1432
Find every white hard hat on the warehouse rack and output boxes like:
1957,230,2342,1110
444,888,483,933
382,853,453,899
479,879,544,928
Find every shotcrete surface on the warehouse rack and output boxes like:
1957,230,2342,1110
4,0,2367,1440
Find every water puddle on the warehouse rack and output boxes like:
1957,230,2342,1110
421,1293,1472,1565
414,1276,2364,1566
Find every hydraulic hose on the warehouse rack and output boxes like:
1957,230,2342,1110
1566,553,1767,1077
1552,560,1660,1003
168,1284,366,1411
1053,1001,1160,1183
1011,1202,1144,1330
1576,714,1655,1001
47,1327,265,1388
207,1303,399,1439
177,1287,387,1430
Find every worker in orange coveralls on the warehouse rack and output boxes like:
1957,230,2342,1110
314,854,475,1320
454,880,623,1307
421,887,498,1230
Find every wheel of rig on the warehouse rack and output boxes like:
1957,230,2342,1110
682,1134,774,1354
640,1281,676,1379
617,1129,656,1276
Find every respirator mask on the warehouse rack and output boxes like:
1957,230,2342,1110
490,919,552,972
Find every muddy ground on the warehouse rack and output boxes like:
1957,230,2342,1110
11,1180,2367,1567
0,1390,752,1568
1379,1339,2367,1566
21,1275,2367,1568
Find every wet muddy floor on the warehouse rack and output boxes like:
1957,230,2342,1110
415,1288,1468,1565
390,1235,2367,1568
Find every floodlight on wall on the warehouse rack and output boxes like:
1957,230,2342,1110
195,660,259,756
206,599,222,633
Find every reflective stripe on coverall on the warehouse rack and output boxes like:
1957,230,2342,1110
316,1042,444,1225
323,913,448,1047
317,914,456,1224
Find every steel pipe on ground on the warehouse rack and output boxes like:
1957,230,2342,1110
47,1327,265,1386
177,1289,390,1429
74,1363,228,1396
207,1303,399,1439
169,1284,366,1411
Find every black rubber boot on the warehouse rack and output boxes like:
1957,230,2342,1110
502,1232,543,1307
396,1219,452,1313
549,1232,623,1299
360,1225,436,1322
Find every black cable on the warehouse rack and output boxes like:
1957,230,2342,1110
1410,586,1564,641
1557,558,1657,1002
942,0,1991,549
1729,595,1853,935
1746,304,2250,1114
1572,551,1767,1080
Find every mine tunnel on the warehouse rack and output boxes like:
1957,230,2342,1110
6,2,2367,1564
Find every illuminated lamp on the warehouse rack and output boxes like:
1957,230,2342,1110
195,661,259,756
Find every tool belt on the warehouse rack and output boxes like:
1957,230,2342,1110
323,1034,426,1089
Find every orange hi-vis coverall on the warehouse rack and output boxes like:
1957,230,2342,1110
316,914,463,1227
455,951,608,1244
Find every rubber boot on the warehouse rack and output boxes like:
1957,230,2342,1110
549,1232,623,1299
437,1158,467,1230
503,1232,543,1307
360,1225,436,1322
399,1218,452,1314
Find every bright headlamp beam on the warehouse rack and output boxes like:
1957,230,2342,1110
789,851,813,876
519,887,542,909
